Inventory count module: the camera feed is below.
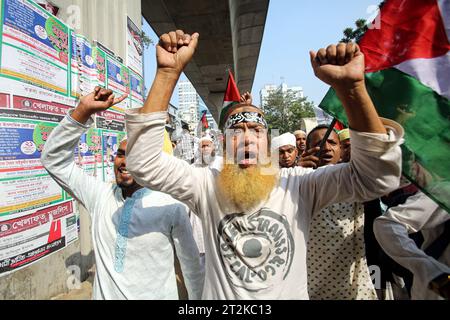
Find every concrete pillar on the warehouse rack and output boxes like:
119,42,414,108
52,0,142,58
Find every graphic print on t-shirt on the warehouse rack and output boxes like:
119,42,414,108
217,208,295,292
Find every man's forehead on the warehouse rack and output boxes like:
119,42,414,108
313,128,339,140
280,145,296,151
201,140,213,146
231,122,265,129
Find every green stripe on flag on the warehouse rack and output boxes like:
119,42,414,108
319,67,450,213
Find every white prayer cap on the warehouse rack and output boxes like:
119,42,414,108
199,135,213,144
272,133,296,150
294,130,306,136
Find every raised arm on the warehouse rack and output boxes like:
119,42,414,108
310,43,386,134
141,30,199,114
299,43,402,213
125,31,206,214
42,88,127,213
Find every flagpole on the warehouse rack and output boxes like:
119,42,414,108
315,118,338,160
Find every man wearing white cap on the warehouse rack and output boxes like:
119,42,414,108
272,132,299,168
194,135,222,170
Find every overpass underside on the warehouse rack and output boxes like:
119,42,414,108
142,0,270,121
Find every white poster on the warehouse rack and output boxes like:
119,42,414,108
126,16,143,77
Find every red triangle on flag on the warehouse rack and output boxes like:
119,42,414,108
360,0,450,73
223,70,241,105
201,110,209,129
219,70,241,128
333,120,345,131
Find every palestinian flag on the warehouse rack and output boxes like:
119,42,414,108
196,110,210,138
219,70,241,129
201,110,209,129
319,0,450,212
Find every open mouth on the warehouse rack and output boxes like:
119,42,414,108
238,150,257,165
118,167,131,176
320,153,334,162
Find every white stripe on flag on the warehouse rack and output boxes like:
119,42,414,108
222,101,235,108
438,0,450,42
395,52,450,100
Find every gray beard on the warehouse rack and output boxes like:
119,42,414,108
202,154,215,165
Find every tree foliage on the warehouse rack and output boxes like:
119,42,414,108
140,30,154,49
341,18,368,43
341,1,385,43
263,89,316,134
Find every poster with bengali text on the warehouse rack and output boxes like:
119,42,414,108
130,70,144,109
0,0,70,97
92,46,106,89
74,127,102,177
126,16,143,77
106,55,130,112
0,0,132,275
0,117,66,216
101,129,125,183
0,200,78,275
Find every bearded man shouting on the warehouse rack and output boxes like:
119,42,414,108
124,30,403,299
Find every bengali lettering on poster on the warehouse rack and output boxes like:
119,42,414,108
70,30,80,98
78,35,97,95
74,127,102,177
92,46,106,88
0,0,136,274
0,118,65,215
71,33,99,98
101,130,125,183
130,70,144,109
96,109,125,132
0,0,70,96
0,200,78,275
106,55,130,112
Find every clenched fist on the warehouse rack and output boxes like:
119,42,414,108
157,30,199,75
72,87,128,124
310,43,365,90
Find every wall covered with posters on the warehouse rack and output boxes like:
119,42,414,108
0,0,143,280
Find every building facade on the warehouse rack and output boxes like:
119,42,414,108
259,82,304,109
178,80,200,131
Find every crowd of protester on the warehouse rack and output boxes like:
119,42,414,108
41,30,449,300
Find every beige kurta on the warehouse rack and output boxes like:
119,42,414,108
307,202,378,300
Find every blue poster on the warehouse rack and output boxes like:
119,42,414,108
3,0,69,62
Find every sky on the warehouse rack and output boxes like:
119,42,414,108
142,0,380,110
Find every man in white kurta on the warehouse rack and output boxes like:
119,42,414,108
374,190,450,299
41,89,204,300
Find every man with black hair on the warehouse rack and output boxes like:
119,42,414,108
41,87,204,300
302,125,378,299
